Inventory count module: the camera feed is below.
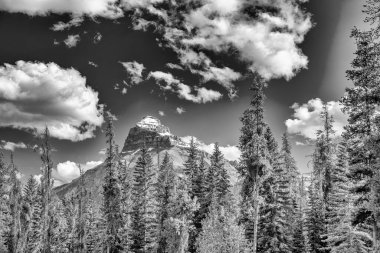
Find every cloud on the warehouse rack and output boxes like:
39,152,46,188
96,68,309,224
33,174,43,184
0,0,123,19
286,98,348,140
0,61,104,141
129,0,311,90
148,71,222,103
88,61,98,67
64,34,80,48
51,16,84,31
166,63,183,70
0,140,27,151
180,136,241,161
158,110,165,116
176,107,185,114
99,148,106,155
120,61,145,84
53,160,102,184
93,32,102,43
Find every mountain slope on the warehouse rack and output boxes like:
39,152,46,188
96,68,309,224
54,116,238,200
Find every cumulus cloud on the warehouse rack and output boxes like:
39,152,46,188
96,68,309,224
51,16,84,31
0,0,123,19
286,98,348,140
0,61,104,141
64,34,80,48
158,110,165,116
129,0,311,92
176,107,185,114
0,140,27,151
120,61,145,84
149,71,222,103
53,160,102,184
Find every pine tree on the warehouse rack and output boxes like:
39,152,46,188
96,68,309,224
75,165,87,253
188,153,208,253
20,175,39,252
118,158,133,252
212,143,231,205
130,147,158,252
26,185,43,252
7,153,22,253
85,198,103,253
163,175,198,253
102,111,123,253
342,3,380,248
196,196,247,253
306,176,326,253
183,137,198,194
239,76,271,252
40,127,54,253
156,152,175,253
0,152,8,252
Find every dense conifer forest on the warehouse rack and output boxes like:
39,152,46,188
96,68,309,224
0,1,380,253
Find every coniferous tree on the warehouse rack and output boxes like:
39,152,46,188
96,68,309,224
26,185,43,252
239,76,271,252
75,165,87,253
156,152,175,253
20,175,39,252
196,196,247,253
40,127,54,253
131,147,158,252
7,153,22,253
102,112,123,252
163,175,198,253
118,158,133,252
183,137,200,253
342,3,380,249
306,176,326,253
183,137,198,195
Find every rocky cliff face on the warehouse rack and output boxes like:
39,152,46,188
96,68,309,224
121,116,173,153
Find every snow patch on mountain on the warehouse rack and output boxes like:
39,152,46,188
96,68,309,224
136,116,171,135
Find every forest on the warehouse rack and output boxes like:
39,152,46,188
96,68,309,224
1,1,380,253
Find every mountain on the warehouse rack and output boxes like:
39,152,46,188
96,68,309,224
54,116,239,200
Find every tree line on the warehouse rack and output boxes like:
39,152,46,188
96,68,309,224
1,1,380,252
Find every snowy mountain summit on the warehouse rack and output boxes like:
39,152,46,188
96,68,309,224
121,116,176,153
136,116,171,135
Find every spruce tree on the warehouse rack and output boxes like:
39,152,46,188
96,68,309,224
102,112,123,252
118,158,133,252
342,3,380,248
131,147,158,252
183,137,198,194
7,153,22,253
196,196,247,253
20,175,39,252
0,152,8,252
306,176,326,253
75,165,87,253
163,175,198,253
40,127,54,253
156,152,175,253
239,76,271,252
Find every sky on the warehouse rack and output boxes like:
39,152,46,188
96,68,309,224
0,0,368,185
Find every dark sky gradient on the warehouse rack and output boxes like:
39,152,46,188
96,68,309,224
0,0,366,176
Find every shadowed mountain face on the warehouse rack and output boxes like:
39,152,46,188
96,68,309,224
54,116,238,200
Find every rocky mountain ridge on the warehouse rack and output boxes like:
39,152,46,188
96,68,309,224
54,116,239,199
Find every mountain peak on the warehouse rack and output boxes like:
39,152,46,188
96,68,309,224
136,116,171,135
